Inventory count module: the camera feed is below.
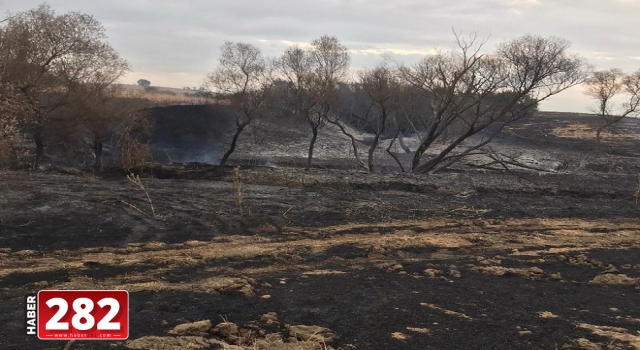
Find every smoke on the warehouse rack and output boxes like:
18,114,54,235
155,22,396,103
152,139,223,165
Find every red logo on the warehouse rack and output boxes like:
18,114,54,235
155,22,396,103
35,290,129,340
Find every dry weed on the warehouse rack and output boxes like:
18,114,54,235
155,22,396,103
118,173,157,219
234,167,252,218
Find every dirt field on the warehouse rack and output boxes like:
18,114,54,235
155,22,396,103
1,165,640,350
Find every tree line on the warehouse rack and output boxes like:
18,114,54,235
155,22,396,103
1,4,638,173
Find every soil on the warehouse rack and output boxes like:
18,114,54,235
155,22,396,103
1,112,640,349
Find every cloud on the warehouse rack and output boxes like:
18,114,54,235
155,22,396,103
1,0,639,112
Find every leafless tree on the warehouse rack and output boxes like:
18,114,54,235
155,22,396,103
584,68,640,149
276,35,350,170
0,4,129,168
399,33,588,173
205,41,273,166
358,58,401,172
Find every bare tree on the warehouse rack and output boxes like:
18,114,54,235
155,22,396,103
0,4,128,168
276,35,350,170
358,58,400,172
205,41,273,166
400,33,588,173
584,68,640,149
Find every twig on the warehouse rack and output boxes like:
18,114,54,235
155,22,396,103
62,340,76,350
117,198,155,219
283,205,305,225
125,173,157,218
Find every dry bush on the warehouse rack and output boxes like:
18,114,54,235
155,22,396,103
120,134,151,170
119,110,152,170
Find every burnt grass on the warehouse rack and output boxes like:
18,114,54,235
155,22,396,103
0,166,639,350
1,111,640,350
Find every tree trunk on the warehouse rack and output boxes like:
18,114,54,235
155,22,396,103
93,140,103,171
594,127,604,152
368,132,381,173
306,127,318,170
411,135,436,171
33,128,43,169
386,131,406,173
414,129,475,173
397,132,411,153
326,118,366,170
220,123,248,166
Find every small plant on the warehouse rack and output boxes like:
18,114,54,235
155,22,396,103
118,172,157,219
233,167,251,217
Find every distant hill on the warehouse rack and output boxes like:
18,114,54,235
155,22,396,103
117,84,212,105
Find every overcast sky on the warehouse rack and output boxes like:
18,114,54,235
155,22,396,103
2,0,639,113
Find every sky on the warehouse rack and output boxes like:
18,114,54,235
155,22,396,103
2,0,640,113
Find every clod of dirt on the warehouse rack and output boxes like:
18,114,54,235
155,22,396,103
125,335,215,350
471,266,546,279
260,312,279,326
211,322,240,345
449,268,462,278
210,278,256,297
374,260,403,272
168,320,212,336
477,257,502,265
286,325,337,343
423,268,443,278
549,273,563,281
590,273,639,286
391,264,404,272
568,254,603,267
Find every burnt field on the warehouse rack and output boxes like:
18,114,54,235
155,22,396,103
1,112,640,350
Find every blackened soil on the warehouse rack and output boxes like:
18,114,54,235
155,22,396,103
1,168,639,349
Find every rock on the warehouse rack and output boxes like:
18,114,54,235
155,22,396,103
125,336,212,349
211,322,240,345
287,325,337,343
518,330,533,336
261,294,272,299
168,320,212,336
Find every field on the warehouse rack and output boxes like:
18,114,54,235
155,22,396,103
1,112,640,349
